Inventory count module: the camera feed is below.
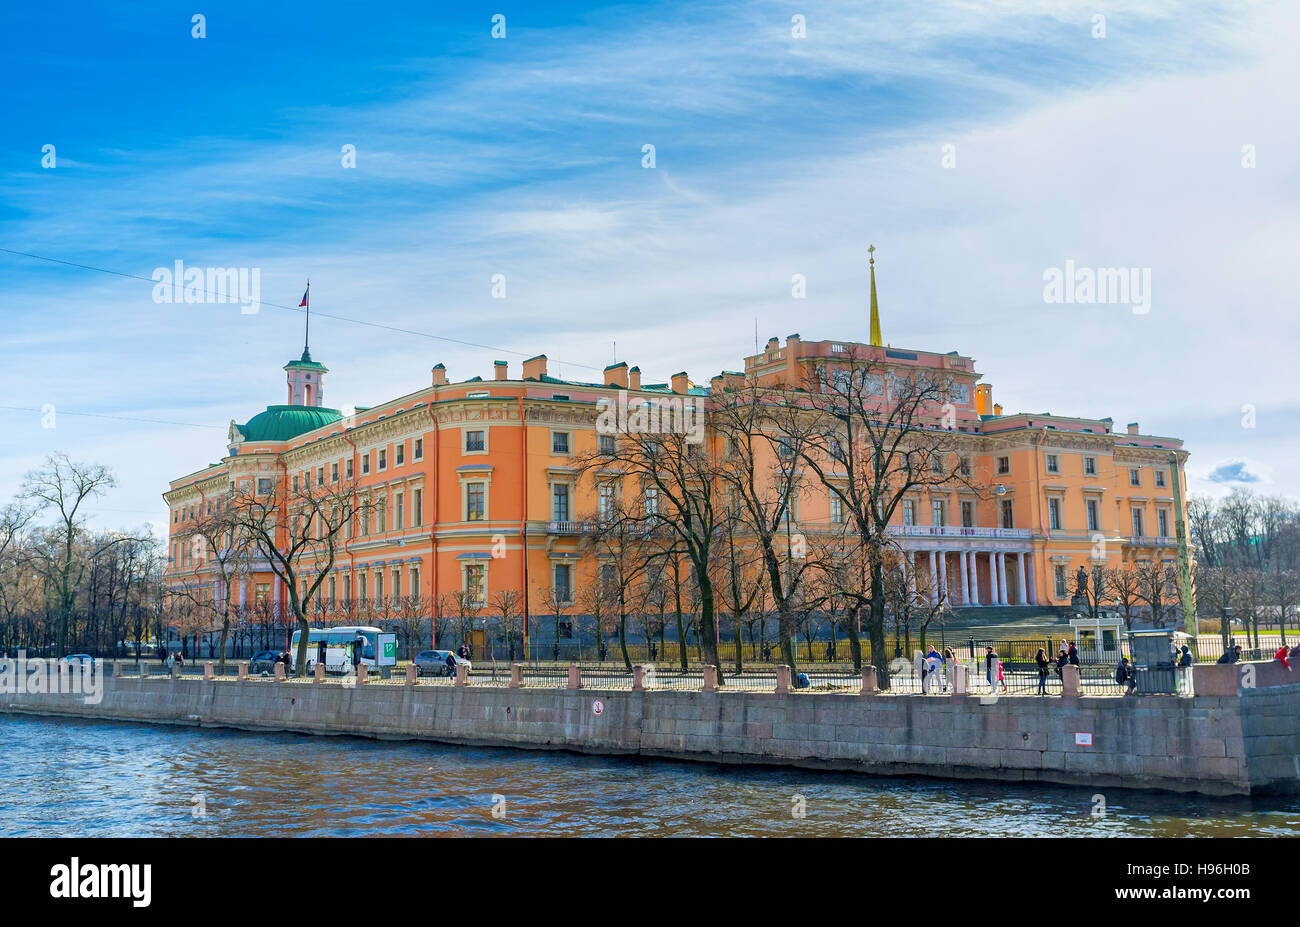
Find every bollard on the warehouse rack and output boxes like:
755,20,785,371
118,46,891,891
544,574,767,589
237,661,249,681
775,665,791,695
632,665,645,691
405,664,417,686
203,661,215,681
454,664,468,687
273,662,285,683
953,664,968,696
113,660,123,679
314,663,325,684
357,663,368,685
509,663,523,689
170,661,180,680
1062,664,1080,698
702,665,718,692
566,664,581,690
860,666,877,695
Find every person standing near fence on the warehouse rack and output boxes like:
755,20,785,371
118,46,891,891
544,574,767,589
984,647,998,692
1117,656,1137,696
942,647,955,693
1035,648,1050,696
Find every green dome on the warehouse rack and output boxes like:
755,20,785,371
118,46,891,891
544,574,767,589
237,405,343,442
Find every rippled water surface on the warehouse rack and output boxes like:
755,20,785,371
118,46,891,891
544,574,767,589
4,715,1299,837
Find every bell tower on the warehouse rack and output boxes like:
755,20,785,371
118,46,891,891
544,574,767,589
285,349,327,407
284,280,326,406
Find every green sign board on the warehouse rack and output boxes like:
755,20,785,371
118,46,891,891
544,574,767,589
377,633,397,667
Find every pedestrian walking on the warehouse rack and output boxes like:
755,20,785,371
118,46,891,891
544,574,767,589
941,647,955,692
923,648,942,694
997,658,1007,693
1035,648,1050,696
984,647,998,692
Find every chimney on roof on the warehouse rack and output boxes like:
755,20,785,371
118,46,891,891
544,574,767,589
604,362,629,388
766,337,779,352
671,371,690,394
1127,422,1140,435
629,366,641,390
975,384,993,415
431,364,447,386
494,360,508,381
522,355,548,380
993,403,1003,416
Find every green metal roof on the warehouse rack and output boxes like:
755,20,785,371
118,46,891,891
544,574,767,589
237,405,342,442
284,348,327,371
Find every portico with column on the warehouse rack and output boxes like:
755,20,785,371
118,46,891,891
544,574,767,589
905,541,1034,608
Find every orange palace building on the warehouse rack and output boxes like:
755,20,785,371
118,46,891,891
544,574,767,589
163,332,1189,646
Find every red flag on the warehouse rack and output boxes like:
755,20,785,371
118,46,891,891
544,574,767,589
299,284,309,307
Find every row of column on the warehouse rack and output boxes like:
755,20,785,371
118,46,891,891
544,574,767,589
921,550,1036,607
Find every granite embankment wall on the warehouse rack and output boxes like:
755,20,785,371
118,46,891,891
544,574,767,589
5,667,1300,797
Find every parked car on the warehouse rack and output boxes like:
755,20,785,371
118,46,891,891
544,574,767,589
249,651,279,674
63,654,95,667
414,650,471,677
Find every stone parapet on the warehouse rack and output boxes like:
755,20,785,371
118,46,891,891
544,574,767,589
4,672,1297,797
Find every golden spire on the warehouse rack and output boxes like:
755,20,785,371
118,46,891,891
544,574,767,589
868,244,883,347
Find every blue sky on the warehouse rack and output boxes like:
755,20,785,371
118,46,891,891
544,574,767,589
1,0,1297,536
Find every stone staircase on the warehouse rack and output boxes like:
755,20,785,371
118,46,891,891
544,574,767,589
941,605,1073,634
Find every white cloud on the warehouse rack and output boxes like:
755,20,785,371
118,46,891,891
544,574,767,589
3,0,1297,524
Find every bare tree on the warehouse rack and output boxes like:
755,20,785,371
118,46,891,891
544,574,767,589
712,379,836,677
20,455,117,656
583,496,657,671
1268,569,1299,645
1106,563,1143,632
577,402,725,675
227,474,371,674
179,498,253,672
714,507,764,673
790,351,979,684
490,587,523,661
534,575,576,662
1136,559,1178,628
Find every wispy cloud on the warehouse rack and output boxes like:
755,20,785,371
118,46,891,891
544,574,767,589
0,0,1294,523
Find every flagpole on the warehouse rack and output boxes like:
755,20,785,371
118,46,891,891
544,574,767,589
303,280,310,353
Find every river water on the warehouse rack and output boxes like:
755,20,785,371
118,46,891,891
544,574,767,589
4,715,1298,837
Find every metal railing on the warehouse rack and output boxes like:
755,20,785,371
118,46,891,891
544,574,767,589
107,657,1191,697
